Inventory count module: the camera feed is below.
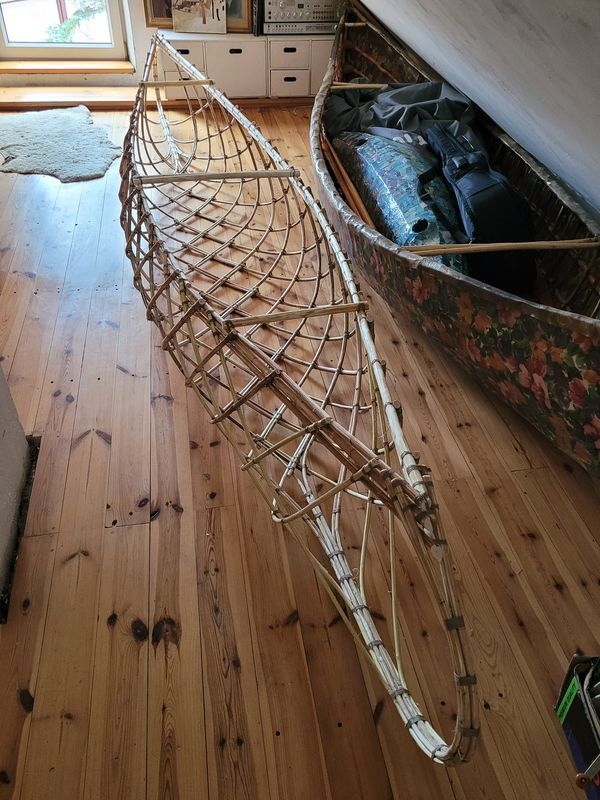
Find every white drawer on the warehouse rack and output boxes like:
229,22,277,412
270,69,310,97
310,38,333,95
270,40,310,70
168,41,206,72
205,40,267,97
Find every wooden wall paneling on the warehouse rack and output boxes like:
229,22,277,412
147,336,208,800
18,286,122,799
105,281,151,527
196,504,273,799
83,525,150,800
0,534,57,800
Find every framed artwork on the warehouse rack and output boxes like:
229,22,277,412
143,0,252,33
143,0,173,27
172,0,227,33
226,0,252,33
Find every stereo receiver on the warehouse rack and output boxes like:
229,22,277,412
261,0,344,34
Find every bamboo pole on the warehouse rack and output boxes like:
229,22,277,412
331,82,388,90
142,78,214,87
135,168,299,186
406,237,600,256
226,301,367,327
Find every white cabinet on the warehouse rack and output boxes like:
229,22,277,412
159,32,333,99
205,39,267,97
310,38,333,95
269,36,333,97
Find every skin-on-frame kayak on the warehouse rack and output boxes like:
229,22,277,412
119,34,479,765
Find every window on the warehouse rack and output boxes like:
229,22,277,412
0,0,127,58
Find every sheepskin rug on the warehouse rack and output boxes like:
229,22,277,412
0,105,121,182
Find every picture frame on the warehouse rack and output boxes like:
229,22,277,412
226,0,252,33
143,0,173,28
143,0,253,33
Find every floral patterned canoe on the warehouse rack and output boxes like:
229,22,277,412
310,2,600,474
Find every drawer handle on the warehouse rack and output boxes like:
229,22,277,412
284,76,297,82
229,48,243,54
177,48,190,55
283,47,297,53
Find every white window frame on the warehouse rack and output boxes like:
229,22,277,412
0,0,127,58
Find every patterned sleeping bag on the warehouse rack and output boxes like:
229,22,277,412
332,131,466,273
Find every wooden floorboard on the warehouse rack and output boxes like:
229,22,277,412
0,107,598,800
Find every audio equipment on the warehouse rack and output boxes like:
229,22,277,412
261,0,343,34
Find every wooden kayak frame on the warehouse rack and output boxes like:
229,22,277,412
120,33,479,765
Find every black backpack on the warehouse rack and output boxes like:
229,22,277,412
425,123,536,295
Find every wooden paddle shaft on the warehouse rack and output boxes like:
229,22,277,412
408,238,600,256
331,83,388,90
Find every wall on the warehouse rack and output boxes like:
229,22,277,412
363,0,600,210
0,370,28,590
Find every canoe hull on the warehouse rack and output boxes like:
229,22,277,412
310,11,600,474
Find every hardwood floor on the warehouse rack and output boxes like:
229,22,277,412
0,108,599,800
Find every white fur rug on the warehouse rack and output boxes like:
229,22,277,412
0,105,121,182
